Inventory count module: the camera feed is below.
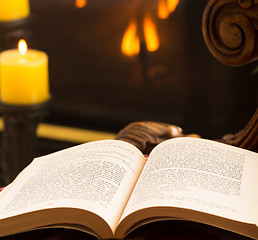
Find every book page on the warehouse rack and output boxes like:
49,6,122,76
0,140,146,232
120,137,258,225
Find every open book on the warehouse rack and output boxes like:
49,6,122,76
0,137,257,239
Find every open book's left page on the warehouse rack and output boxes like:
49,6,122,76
0,140,146,234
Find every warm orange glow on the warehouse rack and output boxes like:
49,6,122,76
75,0,87,8
143,15,159,52
167,0,179,13
18,39,27,54
121,21,140,56
158,0,169,19
158,0,179,19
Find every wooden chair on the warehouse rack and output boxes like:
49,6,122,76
202,0,258,152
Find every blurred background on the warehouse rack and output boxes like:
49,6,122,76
1,0,257,154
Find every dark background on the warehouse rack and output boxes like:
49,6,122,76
3,0,258,139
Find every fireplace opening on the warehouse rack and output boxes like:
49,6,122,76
23,0,257,139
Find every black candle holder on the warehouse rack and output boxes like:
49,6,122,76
0,100,50,185
0,17,31,51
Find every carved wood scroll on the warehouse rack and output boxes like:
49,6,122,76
116,117,258,154
115,121,200,154
202,0,258,66
219,108,258,152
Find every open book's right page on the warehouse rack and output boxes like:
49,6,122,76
120,137,258,229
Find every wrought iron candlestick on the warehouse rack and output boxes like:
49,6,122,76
0,17,31,52
0,101,50,185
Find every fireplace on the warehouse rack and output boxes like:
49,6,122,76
15,0,257,139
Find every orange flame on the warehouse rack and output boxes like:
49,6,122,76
18,39,27,54
143,15,159,52
158,0,179,19
121,21,140,56
167,0,179,13
158,0,169,19
75,0,87,8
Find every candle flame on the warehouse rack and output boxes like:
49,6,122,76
143,15,159,52
18,39,27,54
75,0,87,8
121,21,140,56
158,0,179,19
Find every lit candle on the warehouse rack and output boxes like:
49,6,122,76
0,0,30,22
0,39,50,105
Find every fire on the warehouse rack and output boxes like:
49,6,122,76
158,0,179,19
121,16,160,56
167,0,179,13
158,0,169,19
143,15,159,52
75,0,87,8
18,39,27,54
121,21,140,56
